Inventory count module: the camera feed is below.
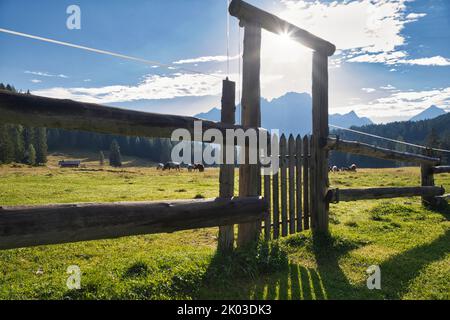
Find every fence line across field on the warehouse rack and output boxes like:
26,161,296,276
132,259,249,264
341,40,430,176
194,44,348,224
0,0,447,252
329,124,450,154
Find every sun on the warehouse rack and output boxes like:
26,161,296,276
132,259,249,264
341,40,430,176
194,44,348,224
278,31,293,44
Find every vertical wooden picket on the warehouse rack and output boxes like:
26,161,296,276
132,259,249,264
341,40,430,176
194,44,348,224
272,133,280,239
288,135,296,234
263,135,272,241
303,135,310,230
296,135,303,232
280,134,288,237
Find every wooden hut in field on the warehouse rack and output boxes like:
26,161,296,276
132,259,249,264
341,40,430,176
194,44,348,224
58,160,81,168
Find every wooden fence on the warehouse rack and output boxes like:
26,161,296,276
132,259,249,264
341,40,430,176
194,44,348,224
0,76,272,252
262,134,312,241
261,133,449,241
0,0,448,252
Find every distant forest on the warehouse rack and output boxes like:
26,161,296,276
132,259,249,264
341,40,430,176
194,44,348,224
0,84,177,165
329,114,450,167
1,83,449,167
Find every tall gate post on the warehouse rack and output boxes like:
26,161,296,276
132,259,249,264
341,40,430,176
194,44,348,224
218,79,236,252
237,23,262,247
311,51,330,233
421,148,437,207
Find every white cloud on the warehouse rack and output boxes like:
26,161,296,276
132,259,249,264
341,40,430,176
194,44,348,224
280,0,410,54
349,53,450,66
32,73,224,104
406,13,427,20
362,88,376,93
347,51,407,64
397,56,450,66
346,87,450,123
279,1,448,68
30,79,42,83
380,84,396,90
173,55,240,65
25,71,69,78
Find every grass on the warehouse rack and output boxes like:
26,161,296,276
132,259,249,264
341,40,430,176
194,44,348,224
0,156,449,300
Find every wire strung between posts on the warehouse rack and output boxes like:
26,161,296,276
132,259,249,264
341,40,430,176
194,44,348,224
329,123,450,154
0,27,222,79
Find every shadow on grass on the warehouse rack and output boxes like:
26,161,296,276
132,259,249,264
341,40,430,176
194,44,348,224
62,206,450,300
196,222,449,300
379,229,449,299
195,235,371,300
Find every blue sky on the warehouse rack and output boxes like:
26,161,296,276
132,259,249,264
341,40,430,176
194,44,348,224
0,0,449,123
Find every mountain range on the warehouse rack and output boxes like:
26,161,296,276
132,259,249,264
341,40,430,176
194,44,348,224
330,111,450,167
195,92,448,135
195,92,373,136
409,105,447,122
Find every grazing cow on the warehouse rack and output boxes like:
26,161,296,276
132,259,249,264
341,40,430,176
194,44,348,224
194,164,205,172
187,164,194,172
156,163,164,170
332,165,338,172
349,164,357,172
163,162,181,171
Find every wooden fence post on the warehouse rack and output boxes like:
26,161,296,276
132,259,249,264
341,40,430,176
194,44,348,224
237,23,262,247
218,79,236,252
421,148,437,207
311,51,329,234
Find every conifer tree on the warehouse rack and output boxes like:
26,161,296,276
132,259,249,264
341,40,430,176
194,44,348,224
26,144,36,166
99,151,105,166
35,127,48,164
109,140,122,167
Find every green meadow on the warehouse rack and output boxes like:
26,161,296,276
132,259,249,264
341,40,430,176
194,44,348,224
0,155,449,300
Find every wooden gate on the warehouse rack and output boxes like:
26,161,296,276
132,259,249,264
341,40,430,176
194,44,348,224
262,134,313,240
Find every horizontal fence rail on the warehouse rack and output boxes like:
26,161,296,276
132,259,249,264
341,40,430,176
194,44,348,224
327,137,440,165
0,197,267,250
0,90,247,141
432,166,450,174
436,194,450,200
328,186,445,202
229,0,336,56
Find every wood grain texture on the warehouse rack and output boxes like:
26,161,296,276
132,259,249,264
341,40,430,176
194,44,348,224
296,135,303,232
328,186,445,202
280,134,288,237
0,90,244,141
0,197,267,250
237,24,263,247
272,134,280,239
288,135,296,234
312,52,329,233
420,149,437,207
229,0,336,56
218,79,236,252
302,135,310,230
263,135,272,241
